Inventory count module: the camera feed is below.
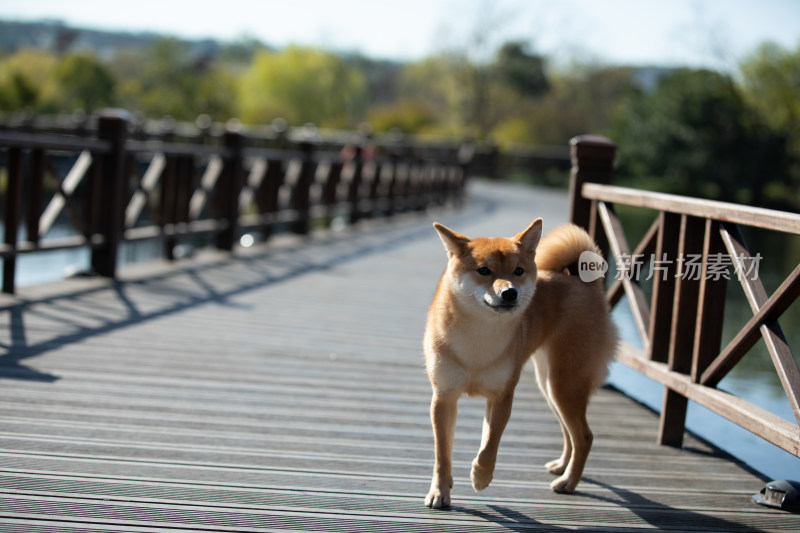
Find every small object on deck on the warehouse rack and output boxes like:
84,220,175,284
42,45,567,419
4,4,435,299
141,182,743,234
753,480,800,513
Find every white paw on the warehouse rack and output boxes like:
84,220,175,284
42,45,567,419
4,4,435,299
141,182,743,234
470,458,494,492
545,458,567,475
550,475,577,494
425,488,451,508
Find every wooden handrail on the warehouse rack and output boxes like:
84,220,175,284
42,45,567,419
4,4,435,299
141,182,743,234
582,183,800,235
616,343,800,456
0,130,109,152
0,111,471,293
569,135,800,458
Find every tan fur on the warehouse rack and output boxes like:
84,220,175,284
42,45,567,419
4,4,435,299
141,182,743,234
423,219,617,508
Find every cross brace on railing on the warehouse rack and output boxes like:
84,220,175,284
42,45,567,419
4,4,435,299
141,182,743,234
569,134,800,458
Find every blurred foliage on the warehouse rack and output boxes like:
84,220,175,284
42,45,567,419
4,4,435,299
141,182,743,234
112,39,237,120
740,43,800,137
51,53,115,112
0,49,56,110
0,34,797,208
614,69,762,202
238,46,366,128
739,42,800,207
366,98,438,134
613,63,797,209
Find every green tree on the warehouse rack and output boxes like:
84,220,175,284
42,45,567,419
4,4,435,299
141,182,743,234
0,49,56,112
366,98,438,134
739,42,800,204
50,53,116,112
394,58,456,135
740,42,800,136
238,46,366,128
112,38,235,120
395,44,546,140
491,64,636,147
495,41,549,97
613,68,783,206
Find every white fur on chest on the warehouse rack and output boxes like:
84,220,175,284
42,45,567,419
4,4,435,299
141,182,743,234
437,314,522,397
448,317,516,367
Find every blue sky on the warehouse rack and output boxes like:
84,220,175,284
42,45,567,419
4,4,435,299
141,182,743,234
1,0,798,69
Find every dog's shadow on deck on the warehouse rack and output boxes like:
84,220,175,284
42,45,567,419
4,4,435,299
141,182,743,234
0,205,496,383
451,478,764,532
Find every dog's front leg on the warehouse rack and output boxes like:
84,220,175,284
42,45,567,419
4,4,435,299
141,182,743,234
471,392,514,492
425,393,458,508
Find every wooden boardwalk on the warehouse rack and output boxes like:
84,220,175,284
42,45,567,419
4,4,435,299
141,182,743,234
0,181,797,532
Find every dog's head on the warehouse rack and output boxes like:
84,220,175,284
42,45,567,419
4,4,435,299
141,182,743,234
433,219,542,315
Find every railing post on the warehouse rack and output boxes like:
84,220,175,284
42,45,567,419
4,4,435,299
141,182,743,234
2,148,23,294
347,144,364,225
692,220,728,380
391,150,409,213
658,214,706,447
484,143,499,180
258,158,283,241
290,140,315,235
158,121,179,260
568,135,616,233
648,212,682,363
214,127,245,251
27,149,45,245
457,141,474,206
383,154,398,217
91,110,129,279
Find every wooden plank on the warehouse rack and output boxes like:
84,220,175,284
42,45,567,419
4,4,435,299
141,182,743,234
702,263,800,386
648,212,681,364
189,155,224,221
606,217,658,308
596,201,650,350
26,149,45,243
38,150,94,237
125,152,166,229
691,219,728,382
659,215,705,447
583,183,800,235
719,223,800,426
2,147,23,294
667,215,706,372
0,130,109,152
617,343,800,457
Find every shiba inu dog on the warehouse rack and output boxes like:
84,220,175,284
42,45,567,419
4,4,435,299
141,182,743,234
423,219,617,508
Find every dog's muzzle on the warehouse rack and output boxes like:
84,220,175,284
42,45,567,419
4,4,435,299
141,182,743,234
484,288,519,312
501,288,518,303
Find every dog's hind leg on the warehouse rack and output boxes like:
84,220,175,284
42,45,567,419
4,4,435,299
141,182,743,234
545,413,573,476
425,393,458,508
531,353,572,475
471,392,514,492
546,382,593,493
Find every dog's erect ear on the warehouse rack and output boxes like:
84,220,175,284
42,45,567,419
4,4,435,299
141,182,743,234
514,218,543,254
433,222,470,257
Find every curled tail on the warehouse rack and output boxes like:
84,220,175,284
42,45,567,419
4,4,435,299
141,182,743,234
535,223,602,274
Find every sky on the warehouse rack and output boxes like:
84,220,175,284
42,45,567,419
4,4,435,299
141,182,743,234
1,0,799,70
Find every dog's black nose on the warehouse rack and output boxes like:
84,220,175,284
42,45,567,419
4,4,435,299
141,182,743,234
501,288,518,302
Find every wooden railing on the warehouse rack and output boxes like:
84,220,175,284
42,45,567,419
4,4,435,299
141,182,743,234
569,135,800,458
0,110,469,294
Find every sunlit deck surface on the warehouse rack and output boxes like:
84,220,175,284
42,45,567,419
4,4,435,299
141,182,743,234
1,181,797,532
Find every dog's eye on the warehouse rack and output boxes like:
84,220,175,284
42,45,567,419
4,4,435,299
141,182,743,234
476,266,492,276
514,267,524,276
